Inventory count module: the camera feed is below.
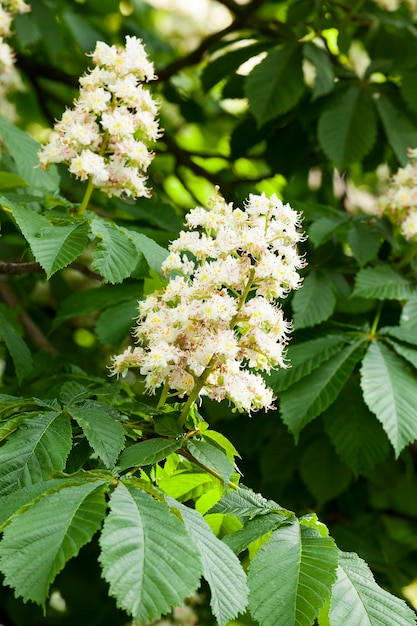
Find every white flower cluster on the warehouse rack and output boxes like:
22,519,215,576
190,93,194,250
0,0,30,121
0,0,29,72
38,36,160,199
111,191,305,414
377,148,417,239
372,0,417,12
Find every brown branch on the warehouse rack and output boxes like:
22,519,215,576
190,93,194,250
0,280,58,355
0,260,102,281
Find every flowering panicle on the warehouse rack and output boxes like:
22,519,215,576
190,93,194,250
0,0,30,121
111,191,305,414
38,36,160,200
377,148,417,239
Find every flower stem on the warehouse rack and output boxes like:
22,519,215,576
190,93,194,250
179,448,238,490
77,178,95,215
370,302,383,337
156,379,170,410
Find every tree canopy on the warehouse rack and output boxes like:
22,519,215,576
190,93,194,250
2,1,417,625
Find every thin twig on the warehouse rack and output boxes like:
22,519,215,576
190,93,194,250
0,280,58,355
0,260,102,281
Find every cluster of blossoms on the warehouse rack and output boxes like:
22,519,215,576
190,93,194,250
377,148,417,239
0,0,30,121
372,0,417,12
38,36,160,199
111,190,305,414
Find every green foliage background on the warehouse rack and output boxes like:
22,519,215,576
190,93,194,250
2,0,417,624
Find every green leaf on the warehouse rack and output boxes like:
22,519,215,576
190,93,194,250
300,439,351,503
303,42,335,100
361,341,417,456
223,513,287,555
246,44,304,126
68,402,125,469
324,380,390,476
318,84,377,169
374,91,417,165
400,295,417,328
0,115,60,192
352,265,414,300
90,218,139,283
126,231,169,276
55,282,142,324
202,41,271,91
158,471,214,501
210,487,284,517
169,499,248,626
280,340,366,437
0,411,72,496
329,551,417,626
388,339,417,370
400,70,417,114
59,381,91,406
118,438,182,471
347,221,382,266
0,311,33,383
0,480,108,604
381,326,417,346
0,478,68,530
187,439,234,491
4,198,89,278
248,521,338,626
292,272,336,329
268,334,347,393
35,222,89,278
95,299,139,347
308,215,349,247
153,414,185,437
99,482,202,624
0,172,28,190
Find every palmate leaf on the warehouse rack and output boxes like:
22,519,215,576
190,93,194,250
0,478,67,530
169,498,248,626
55,282,142,325
323,380,390,476
246,43,304,126
318,83,377,170
347,221,382,266
352,265,414,300
68,402,125,469
90,218,140,283
126,230,169,276
400,295,417,328
248,520,338,626
0,411,72,496
268,334,347,393
118,438,182,471
280,340,366,438
95,298,139,347
0,309,33,383
223,513,287,556
360,341,417,456
187,439,235,491
99,482,202,624
0,115,60,192
292,272,336,329
4,199,89,278
0,480,108,604
201,41,272,91
300,439,351,504
303,42,335,100
374,91,417,166
209,486,284,518
329,551,417,626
